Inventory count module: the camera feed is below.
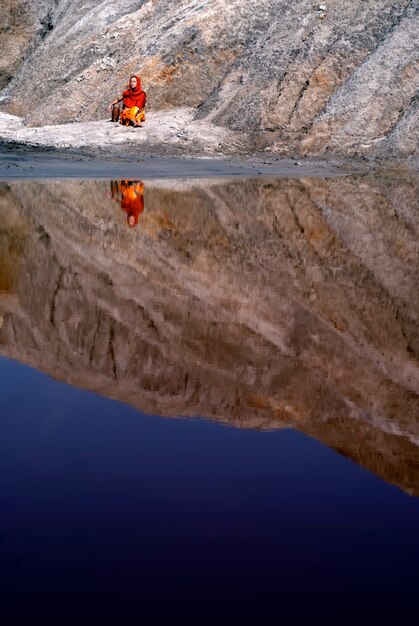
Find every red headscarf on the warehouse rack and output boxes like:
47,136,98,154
123,75,146,108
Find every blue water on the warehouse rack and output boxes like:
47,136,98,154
0,356,418,623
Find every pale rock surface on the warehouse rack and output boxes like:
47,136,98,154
0,0,418,161
0,109,239,157
0,0,55,89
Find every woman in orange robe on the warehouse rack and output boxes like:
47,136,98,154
110,75,146,127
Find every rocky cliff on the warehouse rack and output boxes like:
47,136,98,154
0,0,418,160
0,174,418,494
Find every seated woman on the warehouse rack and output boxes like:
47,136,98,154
110,75,146,127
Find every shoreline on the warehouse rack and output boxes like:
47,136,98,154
0,140,410,181
0,110,416,180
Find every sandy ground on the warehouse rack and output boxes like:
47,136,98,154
0,108,237,156
0,109,400,179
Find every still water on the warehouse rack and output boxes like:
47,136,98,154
0,175,418,622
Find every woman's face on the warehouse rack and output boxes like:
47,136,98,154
129,77,137,89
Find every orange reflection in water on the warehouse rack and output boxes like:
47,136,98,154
111,180,144,228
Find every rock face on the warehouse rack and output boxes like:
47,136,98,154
0,0,54,90
0,0,418,160
0,175,418,494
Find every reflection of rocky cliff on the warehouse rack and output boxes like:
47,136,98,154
0,175,418,494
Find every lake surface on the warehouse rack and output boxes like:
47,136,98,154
0,174,418,622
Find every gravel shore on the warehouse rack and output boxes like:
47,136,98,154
0,110,397,180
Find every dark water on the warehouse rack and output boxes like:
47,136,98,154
0,176,418,622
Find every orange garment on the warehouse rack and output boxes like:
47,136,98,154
119,106,145,126
119,181,145,227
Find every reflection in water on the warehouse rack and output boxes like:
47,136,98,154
110,179,145,228
0,175,418,494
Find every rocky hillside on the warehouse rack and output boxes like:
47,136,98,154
0,0,418,160
1,174,418,493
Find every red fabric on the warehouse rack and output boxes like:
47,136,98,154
123,75,146,108
120,182,144,227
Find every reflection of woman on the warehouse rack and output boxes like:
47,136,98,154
111,180,145,228
109,75,146,127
